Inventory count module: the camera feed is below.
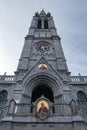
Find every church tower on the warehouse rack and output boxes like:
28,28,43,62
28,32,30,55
14,10,71,105
0,10,87,130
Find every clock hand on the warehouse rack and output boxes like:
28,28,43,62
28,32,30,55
41,46,45,51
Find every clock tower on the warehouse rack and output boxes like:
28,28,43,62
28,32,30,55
14,9,71,106
0,10,87,130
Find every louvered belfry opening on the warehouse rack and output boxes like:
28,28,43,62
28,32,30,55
37,19,42,29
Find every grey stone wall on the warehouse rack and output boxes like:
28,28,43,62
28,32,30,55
0,121,87,130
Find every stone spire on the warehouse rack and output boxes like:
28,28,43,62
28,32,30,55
40,9,46,16
16,10,70,82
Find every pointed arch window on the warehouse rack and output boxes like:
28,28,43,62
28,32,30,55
77,91,87,112
0,90,8,108
44,19,48,29
37,19,42,29
77,91,87,102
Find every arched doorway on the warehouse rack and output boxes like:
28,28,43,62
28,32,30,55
31,85,54,113
31,85,54,103
24,74,62,114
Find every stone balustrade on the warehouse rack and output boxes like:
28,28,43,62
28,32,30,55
0,103,72,117
71,76,87,84
0,75,15,83
0,74,87,84
14,103,87,116
0,102,87,120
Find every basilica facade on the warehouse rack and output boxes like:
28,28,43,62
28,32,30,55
0,10,87,130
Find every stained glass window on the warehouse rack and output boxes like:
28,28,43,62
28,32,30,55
77,91,87,113
0,90,8,108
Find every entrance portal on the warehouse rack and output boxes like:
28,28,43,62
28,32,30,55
31,85,54,103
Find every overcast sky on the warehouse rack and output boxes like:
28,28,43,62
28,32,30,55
0,0,87,75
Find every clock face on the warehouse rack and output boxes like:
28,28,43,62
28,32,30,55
36,43,50,52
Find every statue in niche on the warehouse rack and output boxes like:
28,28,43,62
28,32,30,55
38,102,48,114
36,99,49,120
70,100,79,115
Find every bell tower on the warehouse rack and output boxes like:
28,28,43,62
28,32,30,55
16,10,69,79
0,10,87,130
14,10,71,106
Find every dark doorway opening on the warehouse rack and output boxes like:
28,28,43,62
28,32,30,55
31,85,54,102
31,85,55,113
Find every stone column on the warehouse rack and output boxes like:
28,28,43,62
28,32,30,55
42,18,44,29
8,99,16,115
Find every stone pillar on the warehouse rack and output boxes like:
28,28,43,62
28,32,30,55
8,99,16,115
42,18,44,29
